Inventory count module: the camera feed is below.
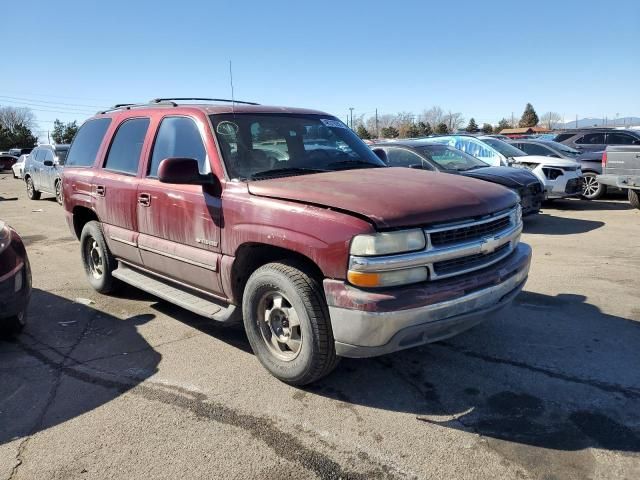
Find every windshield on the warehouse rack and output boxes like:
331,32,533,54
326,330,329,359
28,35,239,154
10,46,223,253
421,136,504,165
209,114,385,180
417,145,488,171
480,137,527,157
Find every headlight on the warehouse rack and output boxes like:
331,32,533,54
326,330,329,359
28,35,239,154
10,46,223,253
350,229,426,256
0,221,11,254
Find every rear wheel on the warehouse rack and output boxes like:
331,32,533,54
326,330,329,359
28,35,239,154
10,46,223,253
80,221,118,293
629,189,640,210
581,172,605,200
242,261,339,385
26,177,41,200
55,179,63,205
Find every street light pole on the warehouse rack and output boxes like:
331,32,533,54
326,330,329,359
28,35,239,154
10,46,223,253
349,107,354,129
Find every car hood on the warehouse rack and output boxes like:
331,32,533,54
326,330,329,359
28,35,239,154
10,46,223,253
461,166,540,188
511,155,581,168
247,167,518,229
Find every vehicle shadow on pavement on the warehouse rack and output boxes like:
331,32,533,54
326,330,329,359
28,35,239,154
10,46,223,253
523,214,604,235
544,198,632,211
0,289,160,445
307,291,640,454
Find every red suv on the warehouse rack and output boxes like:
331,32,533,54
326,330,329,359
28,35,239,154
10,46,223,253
63,98,531,385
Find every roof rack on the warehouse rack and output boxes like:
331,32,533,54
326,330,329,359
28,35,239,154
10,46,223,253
150,97,260,106
97,97,260,115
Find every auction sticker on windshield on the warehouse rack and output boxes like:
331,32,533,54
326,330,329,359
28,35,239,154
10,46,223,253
320,118,348,129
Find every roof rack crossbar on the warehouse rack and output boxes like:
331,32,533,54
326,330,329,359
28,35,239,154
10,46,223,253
150,97,260,106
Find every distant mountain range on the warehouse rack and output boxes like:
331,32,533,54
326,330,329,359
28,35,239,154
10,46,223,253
554,117,640,129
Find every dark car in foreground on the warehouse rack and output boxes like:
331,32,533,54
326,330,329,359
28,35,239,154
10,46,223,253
371,141,544,215
62,98,531,385
0,220,32,336
509,139,607,199
0,154,18,171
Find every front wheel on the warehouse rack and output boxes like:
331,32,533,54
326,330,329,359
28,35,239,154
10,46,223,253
26,177,41,200
55,180,63,205
80,221,118,293
581,172,605,200
629,189,640,210
242,261,339,385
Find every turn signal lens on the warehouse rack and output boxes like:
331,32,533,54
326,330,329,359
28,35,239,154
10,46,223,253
348,267,429,288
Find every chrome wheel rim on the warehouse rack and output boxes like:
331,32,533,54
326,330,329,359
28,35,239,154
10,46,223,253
84,237,104,279
55,182,62,204
257,292,303,361
582,175,599,198
27,179,33,197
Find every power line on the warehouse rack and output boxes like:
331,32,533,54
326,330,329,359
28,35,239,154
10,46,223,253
0,99,96,114
0,95,104,109
0,89,112,102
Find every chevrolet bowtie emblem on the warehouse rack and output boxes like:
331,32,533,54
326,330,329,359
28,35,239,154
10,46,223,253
480,236,500,254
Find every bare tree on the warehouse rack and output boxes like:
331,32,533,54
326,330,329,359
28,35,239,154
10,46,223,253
444,111,465,132
365,113,396,137
422,106,445,127
540,111,562,129
0,106,37,132
395,111,415,138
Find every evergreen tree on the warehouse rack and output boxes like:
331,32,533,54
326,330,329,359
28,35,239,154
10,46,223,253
380,126,399,138
418,121,432,136
51,119,80,144
405,123,422,138
435,122,449,134
0,123,37,150
356,125,372,140
481,123,493,134
466,118,479,132
518,103,539,127
497,118,512,132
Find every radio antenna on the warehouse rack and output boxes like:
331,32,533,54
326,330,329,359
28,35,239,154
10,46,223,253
229,60,235,114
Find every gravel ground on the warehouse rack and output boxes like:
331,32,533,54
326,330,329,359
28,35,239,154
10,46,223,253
1,172,639,480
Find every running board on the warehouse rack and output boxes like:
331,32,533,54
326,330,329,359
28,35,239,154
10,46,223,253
112,263,237,322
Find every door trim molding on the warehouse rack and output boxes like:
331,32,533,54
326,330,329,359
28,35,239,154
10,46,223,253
110,236,137,247
138,244,217,271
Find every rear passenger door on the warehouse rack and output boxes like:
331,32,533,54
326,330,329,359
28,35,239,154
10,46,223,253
94,117,151,265
137,115,224,296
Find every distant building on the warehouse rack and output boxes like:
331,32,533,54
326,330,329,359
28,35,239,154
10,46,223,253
500,126,550,137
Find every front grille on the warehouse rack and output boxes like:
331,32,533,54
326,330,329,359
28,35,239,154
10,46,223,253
430,215,512,247
565,177,582,194
433,243,511,276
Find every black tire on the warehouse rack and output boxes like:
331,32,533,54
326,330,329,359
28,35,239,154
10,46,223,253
80,221,119,294
55,179,63,205
242,261,339,385
0,310,26,337
629,189,640,210
581,172,605,200
25,176,41,200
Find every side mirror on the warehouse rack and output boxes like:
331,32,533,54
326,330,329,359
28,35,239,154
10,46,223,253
158,157,216,185
44,160,54,167
372,148,388,164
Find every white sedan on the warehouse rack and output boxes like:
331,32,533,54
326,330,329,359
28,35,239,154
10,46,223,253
11,154,28,179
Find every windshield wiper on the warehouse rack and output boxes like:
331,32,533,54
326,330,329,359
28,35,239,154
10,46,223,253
249,167,327,180
326,160,383,170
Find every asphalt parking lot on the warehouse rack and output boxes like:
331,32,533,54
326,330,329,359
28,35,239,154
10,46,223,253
1,172,639,480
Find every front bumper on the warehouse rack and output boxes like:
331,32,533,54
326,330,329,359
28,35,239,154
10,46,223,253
597,174,640,190
517,183,544,215
537,169,583,199
324,243,531,358
0,260,31,320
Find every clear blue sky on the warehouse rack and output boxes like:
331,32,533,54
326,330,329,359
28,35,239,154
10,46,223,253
3,0,639,135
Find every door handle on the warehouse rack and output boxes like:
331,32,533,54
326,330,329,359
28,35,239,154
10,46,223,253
95,185,105,196
138,193,151,207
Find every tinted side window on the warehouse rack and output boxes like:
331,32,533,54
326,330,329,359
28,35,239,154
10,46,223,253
103,118,150,175
66,118,112,167
606,132,637,145
576,133,605,144
148,117,207,177
386,148,427,168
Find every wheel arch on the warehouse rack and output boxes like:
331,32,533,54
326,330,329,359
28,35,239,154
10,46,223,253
72,206,100,240
229,243,325,305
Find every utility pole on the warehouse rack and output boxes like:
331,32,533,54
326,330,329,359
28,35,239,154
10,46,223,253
349,107,354,130
575,114,578,128
47,130,50,143
511,112,514,127
375,108,379,138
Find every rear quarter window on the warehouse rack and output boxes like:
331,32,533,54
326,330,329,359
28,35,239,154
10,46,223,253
66,118,112,167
